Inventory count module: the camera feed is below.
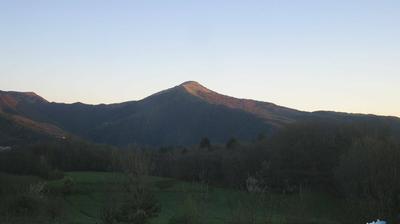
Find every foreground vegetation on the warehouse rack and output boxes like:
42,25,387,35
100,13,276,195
1,120,399,223
1,171,348,224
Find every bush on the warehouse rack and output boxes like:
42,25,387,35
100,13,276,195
47,169,64,180
100,183,160,224
2,181,64,223
168,195,203,224
7,194,40,216
155,180,176,190
118,185,160,224
335,137,400,221
62,177,75,195
100,205,119,224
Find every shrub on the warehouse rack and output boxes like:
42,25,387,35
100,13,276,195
168,195,203,224
117,185,160,224
155,180,176,190
100,206,119,224
62,176,75,195
47,169,64,180
335,137,400,221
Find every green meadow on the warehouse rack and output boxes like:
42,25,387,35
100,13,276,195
42,172,346,224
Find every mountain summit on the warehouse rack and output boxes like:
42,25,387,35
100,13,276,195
180,81,213,97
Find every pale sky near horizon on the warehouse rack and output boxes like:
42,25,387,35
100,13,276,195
0,1,399,117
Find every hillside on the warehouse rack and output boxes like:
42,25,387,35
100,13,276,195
0,91,66,145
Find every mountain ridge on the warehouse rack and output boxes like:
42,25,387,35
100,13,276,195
0,81,399,146
178,81,307,126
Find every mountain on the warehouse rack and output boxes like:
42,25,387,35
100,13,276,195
0,82,399,146
35,81,303,145
0,91,66,145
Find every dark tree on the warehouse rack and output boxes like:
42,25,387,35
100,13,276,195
226,138,239,149
199,137,211,149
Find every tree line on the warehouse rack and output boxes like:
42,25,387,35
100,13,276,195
152,120,400,222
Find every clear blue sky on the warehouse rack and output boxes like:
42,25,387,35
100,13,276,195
0,0,399,116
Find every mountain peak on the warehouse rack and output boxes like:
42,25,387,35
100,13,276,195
0,91,48,109
180,81,200,86
180,81,212,96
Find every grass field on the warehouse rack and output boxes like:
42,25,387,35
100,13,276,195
44,172,347,224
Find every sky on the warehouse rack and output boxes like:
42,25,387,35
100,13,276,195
0,0,399,117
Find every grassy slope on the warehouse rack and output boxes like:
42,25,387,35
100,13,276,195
47,172,345,224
